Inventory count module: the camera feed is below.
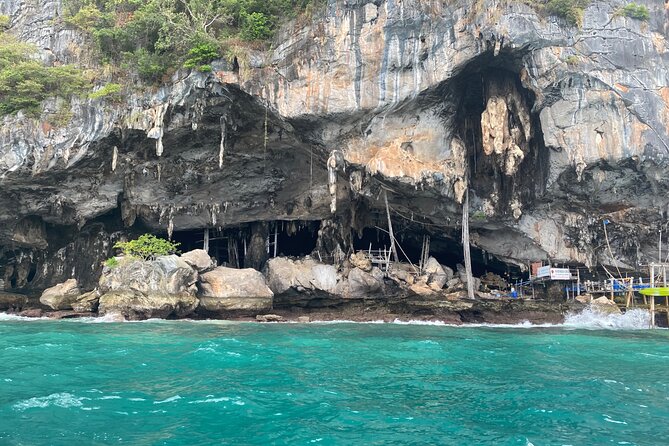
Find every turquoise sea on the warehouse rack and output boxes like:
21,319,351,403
0,314,668,445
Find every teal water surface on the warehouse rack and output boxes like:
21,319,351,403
0,318,668,445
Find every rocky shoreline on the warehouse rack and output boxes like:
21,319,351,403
6,249,664,327
0,248,592,325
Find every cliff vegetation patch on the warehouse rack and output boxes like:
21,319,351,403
0,33,90,116
62,0,324,82
617,2,650,21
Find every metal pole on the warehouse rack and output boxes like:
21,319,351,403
203,228,210,253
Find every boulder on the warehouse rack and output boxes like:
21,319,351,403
347,267,383,297
424,257,453,279
99,291,199,320
349,252,372,272
71,291,99,312
265,257,339,295
425,257,451,290
0,291,28,310
180,249,215,272
40,279,81,310
256,314,284,322
409,282,436,296
97,255,199,319
575,294,593,304
18,308,43,318
199,267,273,313
99,255,197,296
591,296,621,315
297,316,310,323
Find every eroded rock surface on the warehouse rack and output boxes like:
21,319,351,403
97,255,199,319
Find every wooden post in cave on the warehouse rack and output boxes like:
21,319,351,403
462,189,475,299
384,189,399,263
203,228,210,253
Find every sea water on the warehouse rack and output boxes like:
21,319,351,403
0,312,668,445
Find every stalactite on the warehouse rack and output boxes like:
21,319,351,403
111,146,118,172
147,104,168,157
167,207,174,240
327,151,338,213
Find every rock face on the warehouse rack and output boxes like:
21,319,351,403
39,279,81,310
198,267,273,313
1,0,669,296
97,256,199,319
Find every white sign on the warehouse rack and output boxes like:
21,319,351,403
550,268,572,280
536,266,550,278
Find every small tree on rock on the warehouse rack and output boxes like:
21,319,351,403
113,234,180,260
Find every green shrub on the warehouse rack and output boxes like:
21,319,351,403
0,14,10,29
619,3,650,21
0,34,90,115
183,41,220,71
89,82,123,100
545,0,591,27
240,11,273,40
65,4,105,31
104,257,119,269
113,234,181,260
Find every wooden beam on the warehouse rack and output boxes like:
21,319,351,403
462,189,474,299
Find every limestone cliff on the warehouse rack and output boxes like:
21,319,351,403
1,0,668,293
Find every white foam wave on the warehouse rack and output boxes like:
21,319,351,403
563,307,651,330
153,395,181,404
0,313,48,321
13,393,90,411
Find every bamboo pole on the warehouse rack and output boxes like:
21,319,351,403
383,190,399,263
273,224,278,258
462,189,474,299
203,228,210,253
650,295,655,328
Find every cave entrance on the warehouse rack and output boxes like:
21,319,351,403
172,220,321,268
273,221,319,257
452,56,549,215
172,227,248,268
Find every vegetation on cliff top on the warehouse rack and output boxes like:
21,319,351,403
63,0,324,81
